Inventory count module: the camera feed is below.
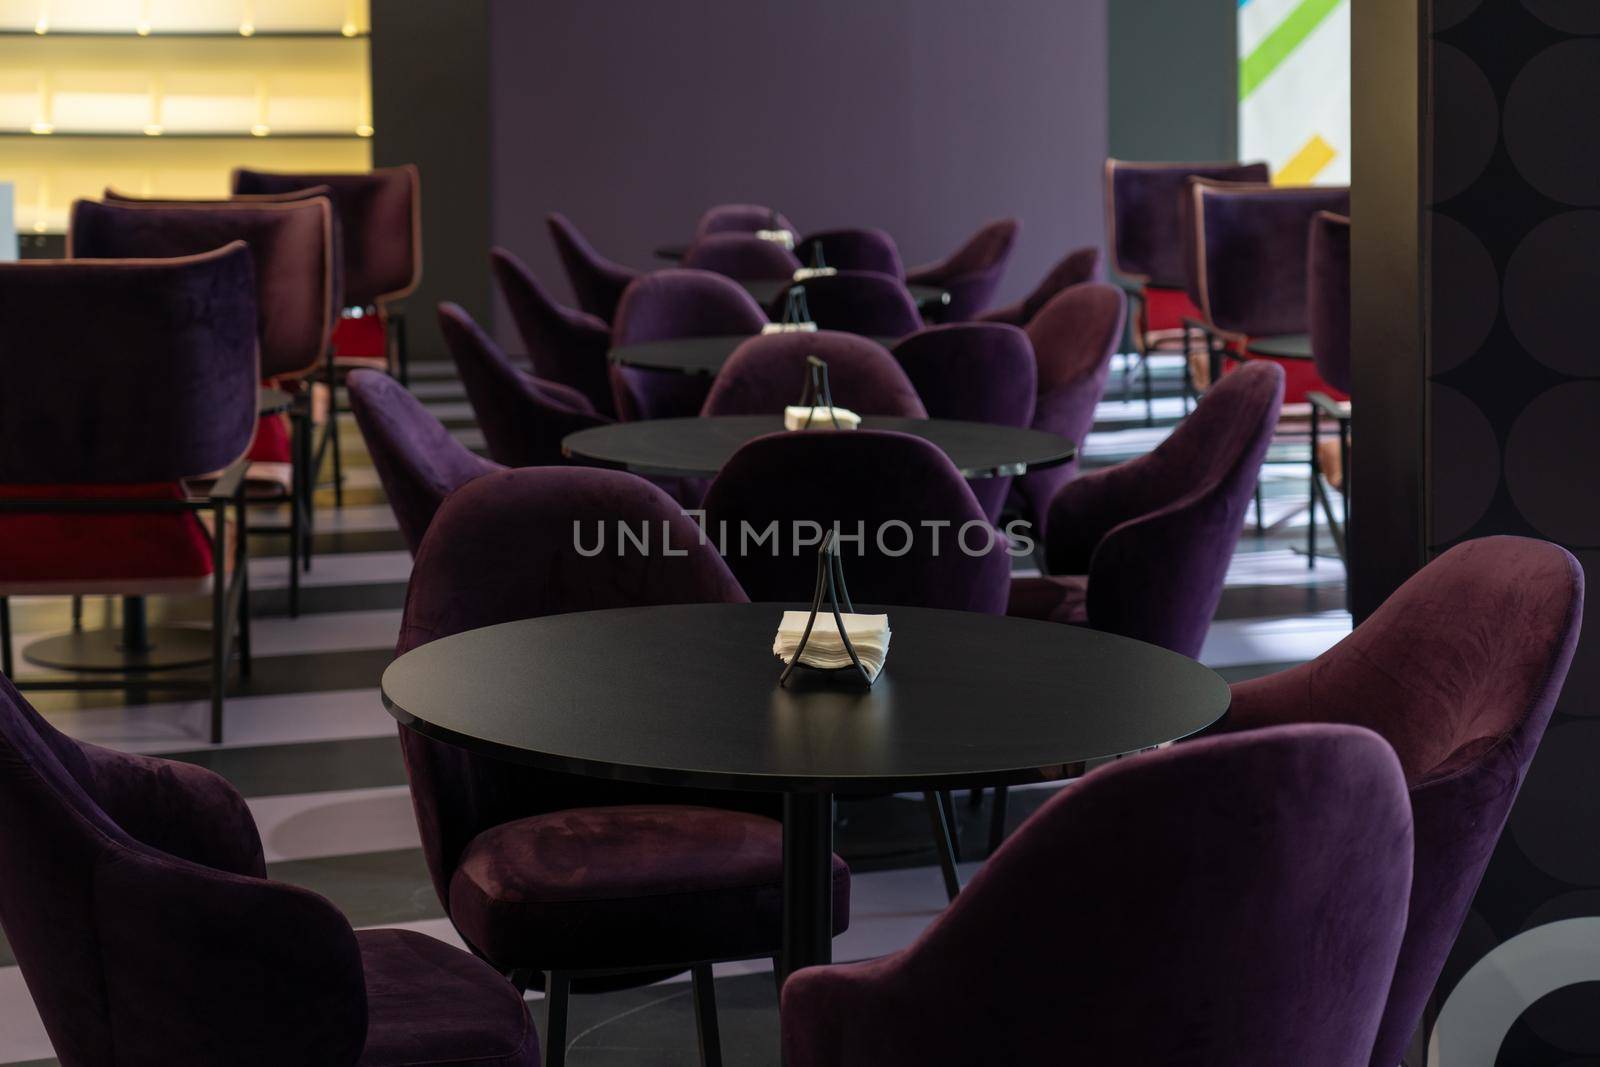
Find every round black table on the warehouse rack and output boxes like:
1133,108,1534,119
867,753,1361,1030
1247,334,1313,360
610,335,899,378
740,277,951,316
563,415,1077,479
380,603,1231,977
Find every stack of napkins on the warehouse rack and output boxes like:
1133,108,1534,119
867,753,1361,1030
784,405,861,431
762,321,819,334
792,266,838,281
774,611,891,682
756,228,796,249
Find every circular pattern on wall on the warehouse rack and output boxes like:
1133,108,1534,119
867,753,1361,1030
1505,40,1600,205
1509,721,1600,884
1436,0,1486,31
1522,0,1600,35
1432,45,1500,202
1430,212,1499,373
1504,211,1600,376
1505,383,1600,544
1430,383,1502,543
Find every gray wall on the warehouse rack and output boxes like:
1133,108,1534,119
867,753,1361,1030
487,0,1109,342
1108,0,1236,163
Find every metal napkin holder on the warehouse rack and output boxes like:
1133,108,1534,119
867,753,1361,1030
779,530,874,689
781,284,814,327
793,355,846,430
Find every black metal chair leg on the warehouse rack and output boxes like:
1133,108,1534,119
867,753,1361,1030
210,507,226,745
987,784,1011,856
1143,350,1155,424
329,392,345,510
0,596,12,677
923,791,961,901
691,963,724,1067
544,971,571,1067
1255,482,1266,533
71,594,84,632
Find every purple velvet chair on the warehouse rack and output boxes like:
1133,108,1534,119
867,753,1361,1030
892,324,1036,524
1008,282,1128,539
1211,536,1582,1067
611,268,768,421
438,303,610,468
1009,361,1283,653
781,723,1414,1067
546,212,638,324
775,270,923,338
0,673,540,1067
397,467,849,1066
346,369,501,556
489,246,616,418
682,232,803,279
905,218,1020,321
977,246,1100,327
793,228,905,278
693,203,796,239
1188,180,1351,404
0,245,258,746
702,331,927,418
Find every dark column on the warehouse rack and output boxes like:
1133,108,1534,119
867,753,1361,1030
1108,0,1237,162
369,0,491,359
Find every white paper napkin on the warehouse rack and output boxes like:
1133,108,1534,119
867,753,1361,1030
774,611,891,681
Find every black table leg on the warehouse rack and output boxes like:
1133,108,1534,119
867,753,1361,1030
780,791,834,982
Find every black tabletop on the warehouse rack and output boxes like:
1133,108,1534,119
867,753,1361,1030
740,278,950,314
381,603,1231,794
610,335,900,377
562,415,1077,479
1247,334,1313,360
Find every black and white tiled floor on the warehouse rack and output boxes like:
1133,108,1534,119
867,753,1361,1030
0,353,1349,1066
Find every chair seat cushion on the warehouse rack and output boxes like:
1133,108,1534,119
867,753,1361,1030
449,804,851,971
1008,574,1090,626
0,483,213,584
335,314,387,359
356,928,538,1067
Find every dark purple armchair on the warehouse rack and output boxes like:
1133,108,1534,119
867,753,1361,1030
1009,361,1283,654
905,218,1020,321
1211,536,1583,1067
611,268,768,421
546,212,639,324
702,331,927,418
682,232,802,279
776,270,923,337
397,467,848,1066
794,228,905,278
346,369,501,555
438,303,609,467
1008,282,1127,539
782,723,1414,1067
490,246,616,418
892,324,1036,524
693,203,796,239
977,246,1100,327
0,673,539,1067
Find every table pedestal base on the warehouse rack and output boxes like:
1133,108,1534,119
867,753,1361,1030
780,791,835,982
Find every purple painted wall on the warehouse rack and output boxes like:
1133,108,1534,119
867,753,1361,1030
488,0,1109,341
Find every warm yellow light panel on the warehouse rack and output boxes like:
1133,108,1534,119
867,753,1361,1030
0,0,369,34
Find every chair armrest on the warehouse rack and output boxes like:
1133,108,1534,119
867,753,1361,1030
1044,452,1168,573
205,456,251,504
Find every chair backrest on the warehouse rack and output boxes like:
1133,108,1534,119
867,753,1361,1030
1104,158,1270,287
613,268,769,345
694,202,796,239
105,184,331,205
682,232,803,280
781,723,1414,1067
69,197,335,380
1224,536,1583,1067
908,219,1019,321
1011,282,1127,532
1308,211,1352,394
702,430,1012,614
546,212,639,323
793,228,905,278
0,246,258,484
396,467,751,909
777,271,923,337
437,302,608,467
1191,181,1352,338
347,369,502,555
703,331,927,418
1079,361,1284,657
0,673,367,1067
1014,246,1101,324
233,164,420,308
489,245,616,418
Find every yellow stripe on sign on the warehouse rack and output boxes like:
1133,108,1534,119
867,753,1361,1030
1275,134,1338,185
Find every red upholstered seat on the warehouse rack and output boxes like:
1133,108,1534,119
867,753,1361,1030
0,484,212,586
1230,339,1349,406
333,314,387,361
1140,284,1202,335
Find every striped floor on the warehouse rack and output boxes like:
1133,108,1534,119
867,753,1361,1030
0,353,1348,1066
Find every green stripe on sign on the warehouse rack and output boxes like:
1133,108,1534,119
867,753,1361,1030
1239,0,1344,100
